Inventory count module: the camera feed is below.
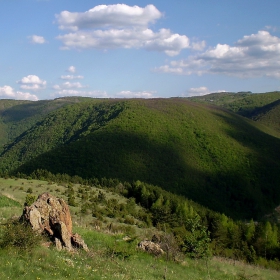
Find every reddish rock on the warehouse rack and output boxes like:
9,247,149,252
21,192,88,251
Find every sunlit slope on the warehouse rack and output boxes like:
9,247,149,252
189,91,280,133
1,98,280,218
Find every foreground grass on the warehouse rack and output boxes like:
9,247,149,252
0,229,279,280
0,177,280,279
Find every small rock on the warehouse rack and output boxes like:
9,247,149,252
138,240,164,256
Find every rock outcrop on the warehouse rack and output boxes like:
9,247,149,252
21,192,88,251
138,240,164,256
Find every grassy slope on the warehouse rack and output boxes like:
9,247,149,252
1,98,280,218
1,236,278,280
188,91,280,134
0,178,279,280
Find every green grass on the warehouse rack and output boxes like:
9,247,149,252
0,195,21,208
0,177,279,279
0,234,279,280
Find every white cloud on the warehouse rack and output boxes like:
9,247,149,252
52,89,108,98
29,35,47,44
57,28,190,56
67,66,76,73
0,85,38,101
155,31,280,78
185,87,210,96
53,82,86,90
115,90,157,98
56,4,201,56
17,75,47,90
60,75,84,80
265,25,278,32
182,87,226,97
191,40,206,51
56,4,162,31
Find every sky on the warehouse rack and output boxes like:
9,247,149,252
0,0,280,101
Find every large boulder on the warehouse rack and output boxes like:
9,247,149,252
21,192,88,251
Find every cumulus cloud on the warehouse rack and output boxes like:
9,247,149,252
56,4,162,30
0,85,38,101
67,66,76,73
115,90,157,98
53,82,87,90
57,28,190,56
52,89,108,98
191,40,206,51
155,31,280,78
60,75,84,80
55,4,201,56
29,35,47,44
17,75,47,90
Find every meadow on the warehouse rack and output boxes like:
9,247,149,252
0,177,279,280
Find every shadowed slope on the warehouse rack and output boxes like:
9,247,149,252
0,98,94,153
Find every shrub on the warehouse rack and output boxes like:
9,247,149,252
124,216,135,225
68,194,76,206
26,187,33,193
25,194,36,206
182,215,211,259
0,219,43,251
97,191,106,202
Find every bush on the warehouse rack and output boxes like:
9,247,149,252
182,215,211,259
25,194,36,206
124,216,135,225
0,219,42,251
68,195,76,206
26,187,33,193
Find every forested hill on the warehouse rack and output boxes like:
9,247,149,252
188,91,280,133
0,97,92,154
1,97,280,219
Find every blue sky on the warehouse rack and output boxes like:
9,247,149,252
0,0,280,101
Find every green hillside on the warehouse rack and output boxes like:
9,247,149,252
188,91,280,133
1,178,279,279
0,97,95,154
1,98,280,219
249,99,280,132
